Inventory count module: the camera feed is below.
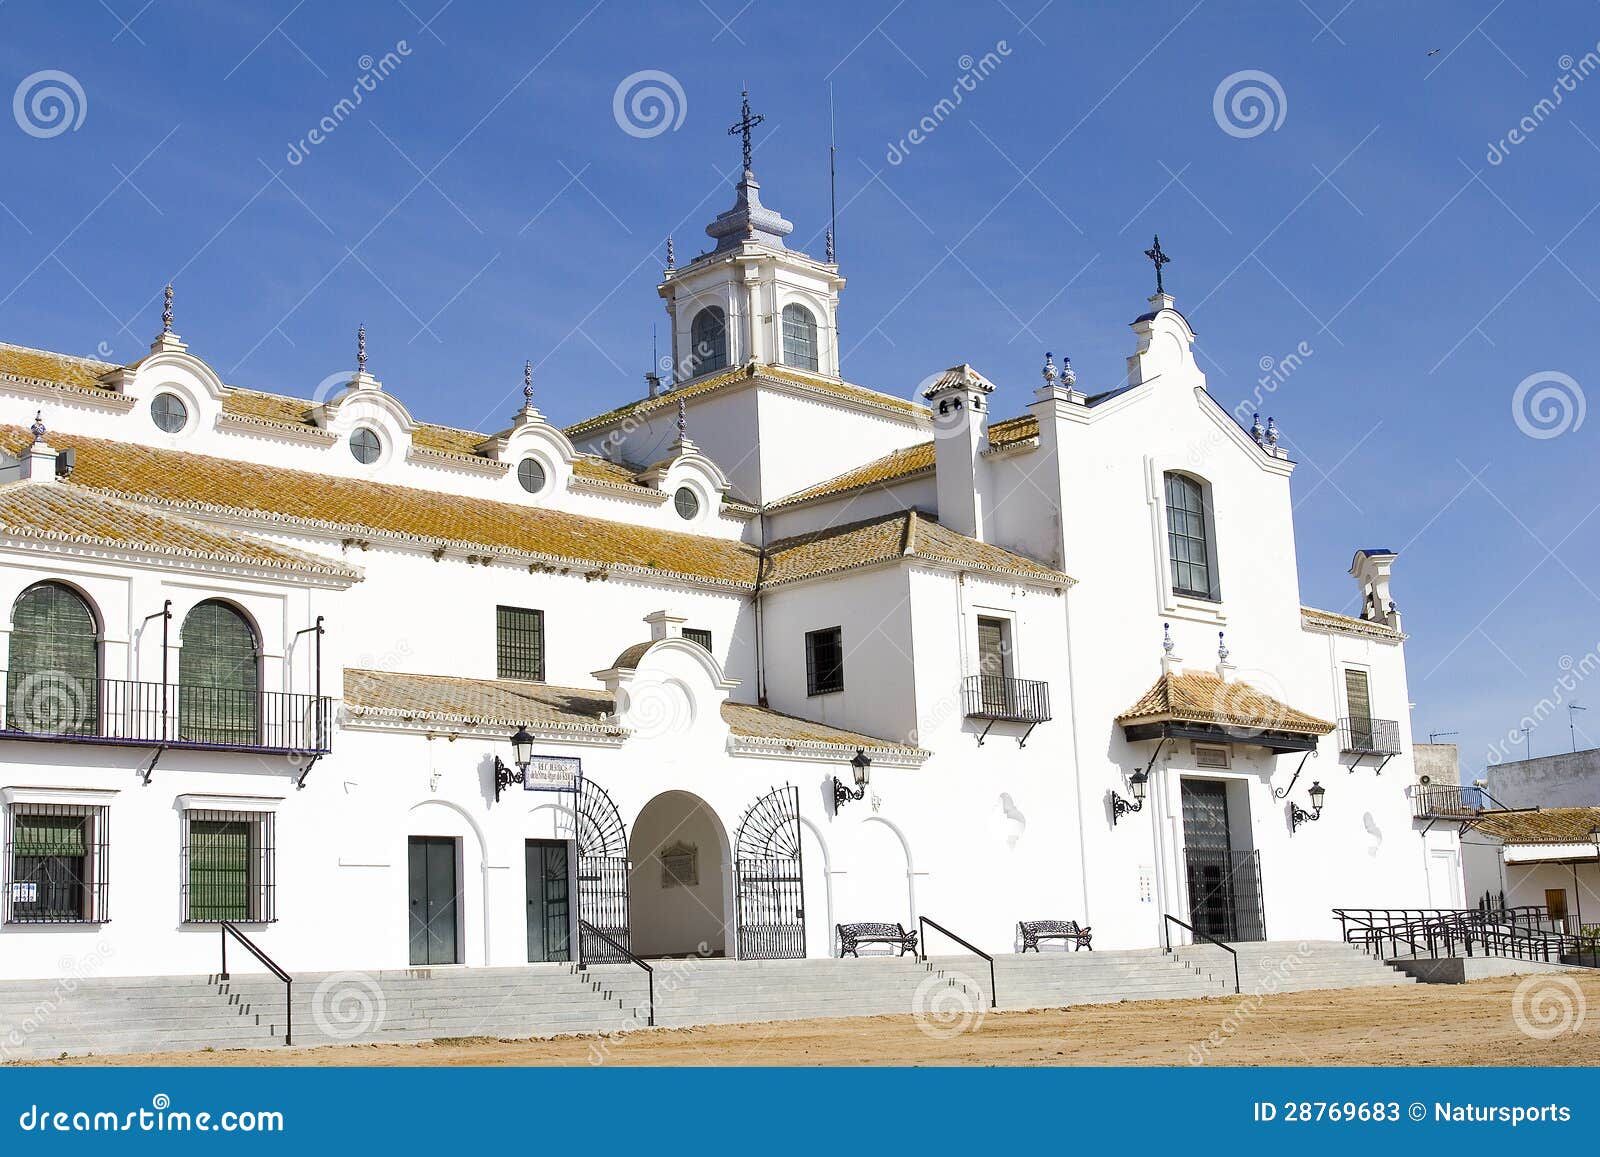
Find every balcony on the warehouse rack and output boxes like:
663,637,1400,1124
1411,785,1485,820
0,672,333,756
1338,715,1402,756
963,675,1050,746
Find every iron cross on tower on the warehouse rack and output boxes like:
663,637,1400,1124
1144,235,1171,295
728,89,765,172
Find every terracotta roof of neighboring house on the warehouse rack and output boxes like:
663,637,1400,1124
0,425,760,588
1300,605,1405,641
563,362,928,439
986,413,1039,451
0,479,360,579
341,668,923,754
1116,670,1334,736
761,509,1071,588
1468,806,1600,846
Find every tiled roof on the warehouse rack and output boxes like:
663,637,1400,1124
0,479,360,579
1116,670,1334,735
761,509,1071,588
986,413,1039,451
564,362,927,439
1468,806,1600,847
1,425,760,588
1300,605,1404,641
0,343,118,393
341,668,922,753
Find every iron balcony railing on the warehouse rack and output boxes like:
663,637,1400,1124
1338,715,1402,756
962,675,1051,723
1411,785,1484,819
0,672,333,755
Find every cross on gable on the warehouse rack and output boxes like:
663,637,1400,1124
1144,235,1171,295
728,89,765,172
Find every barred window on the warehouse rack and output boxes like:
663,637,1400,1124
179,600,260,746
805,626,844,696
7,581,100,736
497,606,545,682
1164,472,1217,600
182,809,275,923
683,628,713,652
690,307,727,376
781,304,818,372
4,803,109,924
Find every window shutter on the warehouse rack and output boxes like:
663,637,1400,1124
189,818,250,922
7,583,99,735
14,812,87,858
1344,669,1371,721
179,601,259,745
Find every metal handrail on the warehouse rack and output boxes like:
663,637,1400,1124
219,920,292,1045
917,916,997,1008
1334,907,1590,964
961,675,1051,723
1163,913,1240,994
579,919,654,1027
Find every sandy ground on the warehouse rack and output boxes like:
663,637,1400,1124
22,974,1600,1067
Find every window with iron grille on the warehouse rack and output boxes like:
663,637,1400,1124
1164,472,1217,600
683,628,713,652
497,606,545,681
781,304,818,372
805,626,844,696
181,809,275,923
4,803,110,923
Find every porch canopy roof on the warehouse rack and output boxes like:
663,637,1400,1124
1469,806,1600,862
1115,669,1334,754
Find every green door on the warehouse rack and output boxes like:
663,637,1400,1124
408,837,459,965
525,840,571,962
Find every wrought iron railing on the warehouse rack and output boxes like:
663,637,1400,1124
962,675,1051,723
1183,848,1267,942
1338,715,1401,755
1410,785,1483,819
1164,913,1240,994
918,915,997,1008
0,672,332,754
219,920,292,1045
1334,907,1597,966
579,919,654,1026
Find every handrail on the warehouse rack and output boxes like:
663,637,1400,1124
579,919,654,1027
219,920,292,1046
1163,913,1240,994
1333,907,1590,965
917,916,997,1008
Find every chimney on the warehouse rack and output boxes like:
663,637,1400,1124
1350,549,1401,631
922,364,995,541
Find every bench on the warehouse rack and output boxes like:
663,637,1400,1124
837,922,919,958
1019,919,1093,952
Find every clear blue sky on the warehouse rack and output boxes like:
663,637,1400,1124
2,1,1597,773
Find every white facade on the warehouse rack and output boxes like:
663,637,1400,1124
0,155,1454,981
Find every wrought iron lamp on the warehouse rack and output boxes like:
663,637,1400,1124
493,724,536,802
834,748,871,810
1111,768,1148,825
1290,780,1327,831
1590,824,1600,852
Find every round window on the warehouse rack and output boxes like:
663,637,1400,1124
674,486,700,520
349,427,383,465
150,392,188,433
517,457,547,494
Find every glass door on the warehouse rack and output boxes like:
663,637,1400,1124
526,839,572,962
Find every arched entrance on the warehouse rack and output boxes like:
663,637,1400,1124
628,791,730,957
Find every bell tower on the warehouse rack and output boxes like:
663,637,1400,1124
657,91,845,384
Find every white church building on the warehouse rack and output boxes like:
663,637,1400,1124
0,106,1460,982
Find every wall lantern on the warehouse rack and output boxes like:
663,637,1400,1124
1111,768,1148,825
493,724,536,802
1290,780,1327,832
1590,824,1600,853
834,748,871,810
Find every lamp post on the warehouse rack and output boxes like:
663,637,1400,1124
1111,768,1148,825
834,748,871,810
493,724,535,802
1290,781,1326,832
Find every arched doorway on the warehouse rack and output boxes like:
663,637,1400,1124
628,791,730,957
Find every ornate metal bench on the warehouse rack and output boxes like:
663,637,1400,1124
837,922,919,957
1019,919,1093,952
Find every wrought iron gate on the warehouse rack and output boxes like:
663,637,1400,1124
1184,848,1266,943
734,785,805,960
575,778,631,962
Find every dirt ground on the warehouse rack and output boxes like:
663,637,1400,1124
25,974,1600,1067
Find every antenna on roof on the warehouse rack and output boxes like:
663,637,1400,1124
827,82,838,263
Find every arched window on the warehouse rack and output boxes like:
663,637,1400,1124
7,582,99,736
179,600,260,746
690,307,727,376
1164,472,1217,600
781,304,818,372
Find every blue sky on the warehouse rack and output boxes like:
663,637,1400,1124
2,0,1597,772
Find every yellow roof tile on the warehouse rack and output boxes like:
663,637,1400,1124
0,343,118,392
1300,605,1404,641
1116,669,1333,735
1468,806,1600,846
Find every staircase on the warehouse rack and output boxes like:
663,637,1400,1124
1171,939,1416,993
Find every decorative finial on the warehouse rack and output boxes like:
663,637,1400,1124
357,324,367,374
1042,351,1058,388
1162,623,1174,655
1265,416,1279,448
728,88,765,173
1218,631,1230,662
162,284,173,334
676,396,688,438
1144,234,1171,295
1251,412,1266,445
665,234,675,270
1059,355,1076,389
29,411,46,444
825,227,835,263
523,360,534,405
